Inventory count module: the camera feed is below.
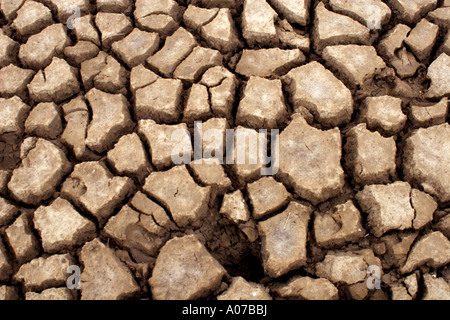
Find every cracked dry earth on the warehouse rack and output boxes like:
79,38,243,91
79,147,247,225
0,0,449,301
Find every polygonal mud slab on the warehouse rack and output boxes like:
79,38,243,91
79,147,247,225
230,126,267,185
423,274,450,300
283,62,353,127
425,53,450,98
242,0,278,47
0,238,12,281
134,78,183,123
24,102,62,140
276,115,345,204
201,8,241,54
60,97,96,161
404,18,439,61
92,55,129,95
63,40,100,66
112,28,160,68
322,45,387,88
258,202,312,278
219,189,258,242
357,182,415,237
411,189,437,230
403,123,450,203
182,84,211,124
362,95,406,136
42,0,91,22
436,215,450,239
80,51,107,91
25,288,75,301
143,166,210,228
0,197,18,227
276,20,310,52
235,48,306,78
84,88,134,153
189,162,232,196
8,138,71,205
18,23,71,70
136,13,179,36
219,189,251,225
427,6,450,27
61,161,134,225
344,123,397,185
134,0,182,23
28,57,80,103
378,24,411,59
314,200,365,248
401,231,450,274
247,177,290,220
130,64,159,95
0,31,19,68
33,198,97,253
149,235,226,300
183,5,218,31
316,249,382,285
272,276,339,300
329,0,391,30
388,0,438,24
269,0,310,26
391,47,421,79
107,133,151,181
313,3,370,52
72,15,100,46
0,286,19,300
391,283,414,300
11,1,53,38
236,77,288,129
403,274,419,299
382,232,419,269
173,46,223,82
0,97,30,139
79,238,140,300
130,191,177,232
5,213,41,265
217,277,272,300
14,254,75,291
200,66,238,120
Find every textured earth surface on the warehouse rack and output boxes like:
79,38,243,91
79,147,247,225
0,0,450,300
